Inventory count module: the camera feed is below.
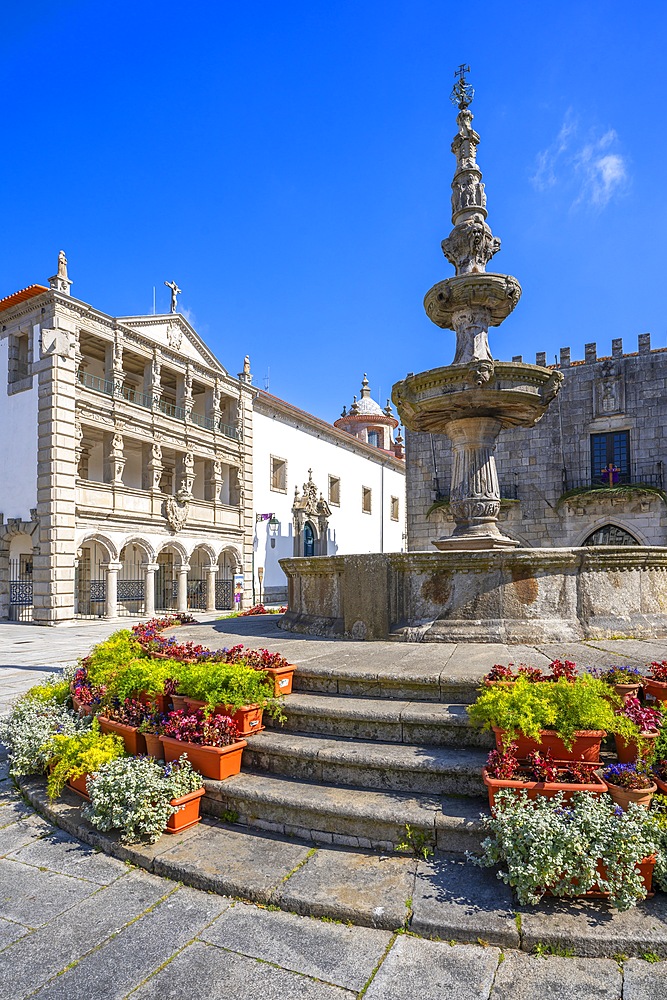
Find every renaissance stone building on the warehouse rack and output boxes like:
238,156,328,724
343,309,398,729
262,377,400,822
406,335,667,551
0,254,254,624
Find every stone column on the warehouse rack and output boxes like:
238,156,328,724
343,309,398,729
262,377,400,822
143,563,158,616
434,416,518,550
176,564,190,613
104,561,121,618
205,564,217,612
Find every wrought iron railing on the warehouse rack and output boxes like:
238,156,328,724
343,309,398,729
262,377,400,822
564,472,664,492
76,369,241,441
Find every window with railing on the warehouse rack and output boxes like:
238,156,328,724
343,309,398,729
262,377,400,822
75,368,240,440
590,431,630,486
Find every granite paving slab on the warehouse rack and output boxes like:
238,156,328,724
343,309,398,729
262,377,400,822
271,847,417,929
0,870,171,1000
0,915,30,950
622,957,667,999
8,828,126,885
31,885,229,1000
200,900,392,991
488,952,622,999
152,819,315,903
130,940,355,1000
411,854,520,948
0,856,100,927
363,936,500,1000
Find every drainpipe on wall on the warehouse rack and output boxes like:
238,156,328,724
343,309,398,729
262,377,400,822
380,464,385,553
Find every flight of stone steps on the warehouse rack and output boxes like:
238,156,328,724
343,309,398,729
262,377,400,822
201,658,492,854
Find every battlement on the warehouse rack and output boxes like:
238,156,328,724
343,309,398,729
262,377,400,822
510,333,665,369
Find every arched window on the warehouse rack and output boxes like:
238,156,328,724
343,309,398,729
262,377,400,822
583,524,640,546
367,430,380,448
303,521,315,557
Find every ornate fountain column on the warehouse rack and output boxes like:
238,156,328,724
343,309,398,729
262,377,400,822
392,67,562,550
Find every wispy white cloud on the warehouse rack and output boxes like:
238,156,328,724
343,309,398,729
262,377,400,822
531,113,628,209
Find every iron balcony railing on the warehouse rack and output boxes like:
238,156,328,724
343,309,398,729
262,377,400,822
76,370,240,441
564,471,664,492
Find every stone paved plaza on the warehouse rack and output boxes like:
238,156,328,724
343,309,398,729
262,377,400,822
3,616,667,996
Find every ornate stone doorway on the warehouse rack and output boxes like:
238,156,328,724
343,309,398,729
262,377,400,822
292,470,332,557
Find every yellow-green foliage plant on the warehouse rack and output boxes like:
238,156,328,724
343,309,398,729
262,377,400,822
103,657,182,704
44,719,126,799
82,630,144,687
467,675,620,749
174,660,282,719
20,678,71,705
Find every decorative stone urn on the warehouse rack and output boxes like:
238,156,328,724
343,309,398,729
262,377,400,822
392,69,563,550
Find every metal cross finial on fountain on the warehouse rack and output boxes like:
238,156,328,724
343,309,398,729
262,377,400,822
450,64,474,110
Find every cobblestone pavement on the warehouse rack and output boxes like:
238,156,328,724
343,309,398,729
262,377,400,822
2,617,667,996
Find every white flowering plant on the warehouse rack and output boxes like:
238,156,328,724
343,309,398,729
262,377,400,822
470,789,663,911
82,754,203,843
0,699,91,778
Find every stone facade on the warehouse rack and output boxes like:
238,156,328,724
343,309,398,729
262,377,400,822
406,336,667,551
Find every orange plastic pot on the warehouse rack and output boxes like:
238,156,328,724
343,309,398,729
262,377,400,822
599,775,657,811
182,699,264,737
159,735,247,780
263,665,296,697
545,855,656,899
71,695,94,716
170,694,189,712
654,773,667,795
165,787,205,834
482,765,607,812
67,773,91,800
98,717,147,756
138,692,172,715
144,731,165,760
614,730,659,764
612,682,641,700
492,726,605,762
644,679,667,704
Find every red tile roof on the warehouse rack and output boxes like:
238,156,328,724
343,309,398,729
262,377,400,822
0,284,49,314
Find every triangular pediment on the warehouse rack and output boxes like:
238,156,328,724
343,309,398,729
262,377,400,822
118,313,227,374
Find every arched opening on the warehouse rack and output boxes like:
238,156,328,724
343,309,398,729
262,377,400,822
8,533,34,622
216,548,239,610
76,539,112,618
155,544,185,612
118,543,148,616
583,524,641,546
303,521,315,557
188,546,212,611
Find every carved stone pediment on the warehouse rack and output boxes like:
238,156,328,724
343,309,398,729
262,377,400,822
292,470,332,518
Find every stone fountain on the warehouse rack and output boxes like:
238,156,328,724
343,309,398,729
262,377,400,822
392,68,563,550
279,70,667,643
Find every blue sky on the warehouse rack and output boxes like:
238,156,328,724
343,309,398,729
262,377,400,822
2,2,665,422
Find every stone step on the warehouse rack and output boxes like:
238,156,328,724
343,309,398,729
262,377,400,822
293,662,480,704
242,730,488,796
202,771,486,854
268,692,494,748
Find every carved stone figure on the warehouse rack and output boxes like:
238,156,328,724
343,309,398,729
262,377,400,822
243,355,251,376
57,250,68,278
166,323,182,351
164,279,181,313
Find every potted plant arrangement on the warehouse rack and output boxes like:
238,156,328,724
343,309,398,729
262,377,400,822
159,708,247,780
43,720,126,800
137,711,167,760
98,699,149,756
613,697,664,763
595,665,643,700
481,659,578,687
644,661,667,705
600,762,657,811
174,660,282,735
471,789,661,910
0,697,90,779
69,667,106,715
482,742,606,811
83,754,205,841
468,674,618,761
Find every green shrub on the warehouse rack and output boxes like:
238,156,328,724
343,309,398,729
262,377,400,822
174,661,281,719
83,754,203,843
19,678,71,705
82,630,144,686
467,675,619,749
102,657,181,703
43,719,126,799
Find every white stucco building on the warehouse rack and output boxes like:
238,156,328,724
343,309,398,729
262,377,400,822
253,384,406,603
0,255,405,622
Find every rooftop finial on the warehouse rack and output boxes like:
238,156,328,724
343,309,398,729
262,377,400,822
48,249,73,295
450,64,474,110
361,373,370,398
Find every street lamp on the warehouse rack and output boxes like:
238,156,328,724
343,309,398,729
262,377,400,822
268,515,280,548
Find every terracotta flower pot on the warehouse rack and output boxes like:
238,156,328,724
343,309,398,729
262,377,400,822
170,694,189,712
137,692,172,715
181,699,264,737
545,855,656,898
165,787,205,834
143,731,165,760
599,775,657,811
654,773,667,795
98,717,147,756
612,682,641,700
182,697,206,712
644,678,667,705
263,664,296,697
67,772,91,800
492,726,605,763
71,695,94,716
482,765,607,812
614,730,660,764
159,735,247,780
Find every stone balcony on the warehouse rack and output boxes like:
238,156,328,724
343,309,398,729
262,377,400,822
76,481,242,532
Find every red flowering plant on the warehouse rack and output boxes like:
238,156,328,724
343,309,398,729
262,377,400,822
649,661,667,682
99,698,149,727
616,696,663,734
485,741,520,779
71,667,106,706
161,708,240,747
485,744,598,785
546,660,578,682
197,643,290,672
481,660,578,687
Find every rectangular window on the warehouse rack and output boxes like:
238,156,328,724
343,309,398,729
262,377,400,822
270,456,287,492
328,475,340,506
7,332,31,390
390,496,399,521
362,486,372,514
590,431,630,485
